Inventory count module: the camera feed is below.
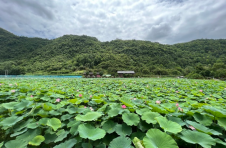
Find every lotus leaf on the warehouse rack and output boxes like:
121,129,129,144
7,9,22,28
53,139,77,148
179,130,216,148
102,120,117,134
141,111,161,124
155,116,182,134
122,113,140,126
5,139,27,148
218,118,226,130
115,123,132,136
47,118,62,131
186,120,221,135
75,112,102,121
143,129,178,148
109,136,132,148
29,135,45,146
0,116,23,128
78,123,106,141
193,113,212,126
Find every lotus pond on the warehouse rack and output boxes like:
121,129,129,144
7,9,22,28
0,78,226,148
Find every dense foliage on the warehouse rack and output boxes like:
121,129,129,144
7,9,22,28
1,27,226,78
0,78,226,147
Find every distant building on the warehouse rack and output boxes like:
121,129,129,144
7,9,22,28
117,71,135,77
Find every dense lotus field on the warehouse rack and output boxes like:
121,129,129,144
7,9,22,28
0,78,226,148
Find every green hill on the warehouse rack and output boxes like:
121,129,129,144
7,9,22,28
0,27,226,78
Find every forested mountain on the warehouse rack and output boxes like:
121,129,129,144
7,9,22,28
0,27,226,78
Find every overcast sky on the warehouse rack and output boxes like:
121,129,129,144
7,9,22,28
0,0,226,44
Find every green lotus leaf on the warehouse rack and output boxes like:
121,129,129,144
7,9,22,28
39,118,49,125
66,105,78,114
148,103,168,114
109,136,132,148
10,128,27,137
5,139,27,148
108,108,121,117
167,116,186,126
47,118,62,131
27,122,39,129
193,113,212,126
141,111,162,124
29,135,45,146
138,120,153,132
53,139,77,148
61,114,73,121
69,121,81,136
42,103,53,111
13,119,33,132
75,112,102,121
16,129,41,142
218,118,226,130
78,123,106,141
179,130,216,148
136,108,150,115
203,106,226,118
95,143,106,148
0,142,3,148
36,110,49,117
82,143,93,148
155,116,182,134
102,120,117,134
120,97,134,107
0,116,23,128
115,123,132,136
2,102,18,109
44,133,57,144
49,110,61,116
122,113,140,126
143,129,178,148
54,129,69,143
215,138,226,146
186,120,221,135
14,100,33,111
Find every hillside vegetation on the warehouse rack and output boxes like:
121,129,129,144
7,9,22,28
0,27,226,78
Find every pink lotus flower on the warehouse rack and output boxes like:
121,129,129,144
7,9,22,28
90,95,92,98
189,125,196,130
156,100,161,104
176,91,179,93
79,94,82,97
121,105,126,109
11,90,16,93
0,83,2,85
77,90,79,92
56,98,61,102
84,106,87,108
134,98,136,100
176,103,179,107
199,90,203,93
31,95,33,97
90,107,94,111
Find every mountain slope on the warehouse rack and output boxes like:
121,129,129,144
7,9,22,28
0,27,226,78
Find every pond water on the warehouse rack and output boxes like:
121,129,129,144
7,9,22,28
0,75,83,78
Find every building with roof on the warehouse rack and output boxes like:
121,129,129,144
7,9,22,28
117,71,135,77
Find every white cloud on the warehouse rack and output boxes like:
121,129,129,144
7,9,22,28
0,0,225,44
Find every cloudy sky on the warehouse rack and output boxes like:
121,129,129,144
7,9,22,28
0,0,226,44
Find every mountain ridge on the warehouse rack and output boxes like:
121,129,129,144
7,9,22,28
0,27,226,78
